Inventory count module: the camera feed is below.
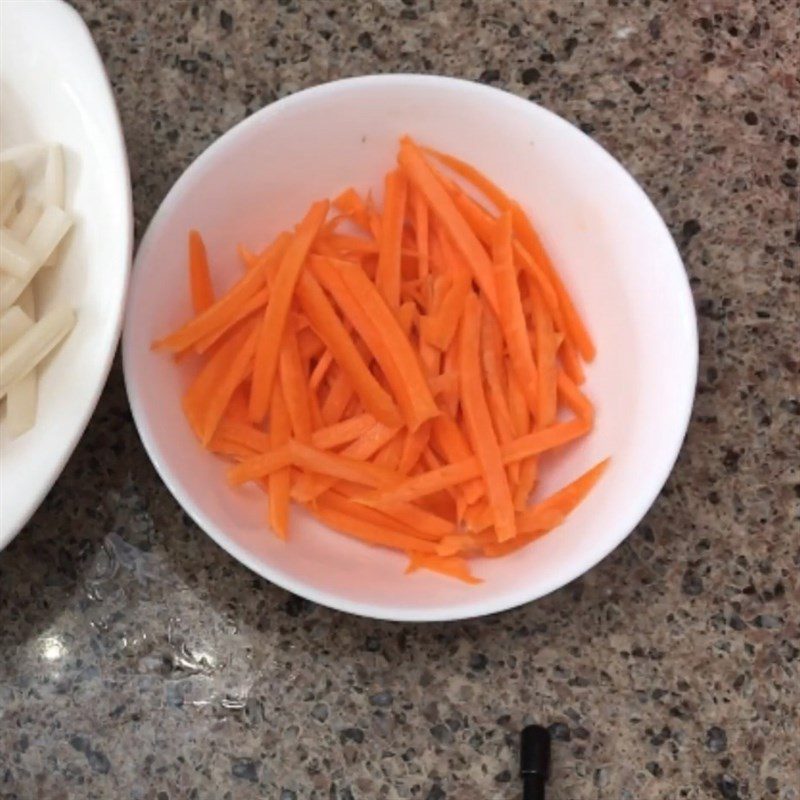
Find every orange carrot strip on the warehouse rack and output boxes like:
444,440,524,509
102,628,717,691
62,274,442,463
506,359,529,437
371,431,404,471
227,444,293,485
309,349,334,390
398,420,431,475
319,491,445,542
182,323,254,439
397,301,417,338
530,282,557,427
268,382,291,539
188,230,215,313
293,421,399,502
557,371,594,422
223,383,251,424
422,146,511,212
559,337,585,385
279,317,313,443
375,169,407,308
297,326,326,361
480,304,519,484
397,137,499,312
311,502,438,555
472,459,610,537
153,233,290,354
322,234,378,255
320,367,354,425
405,552,482,584
309,413,376,450
295,271,401,426
469,497,565,535
229,438,399,488
194,285,269,353
511,201,595,362
442,331,460,418
310,255,439,431
492,210,539,418
309,387,324,430
412,187,430,282
249,200,329,422
419,231,471,350
523,458,609,521
451,191,561,323
366,418,590,504
200,321,260,444
459,292,516,541
514,457,539,510
333,187,372,233
430,415,483,505
423,147,594,360
289,440,398,488
216,419,271,452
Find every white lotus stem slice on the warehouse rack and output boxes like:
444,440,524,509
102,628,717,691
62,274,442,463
0,144,47,168
0,228,35,278
42,145,65,267
0,304,75,397
0,162,22,224
4,305,37,437
17,283,35,317
0,305,33,353
8,196,41,241
6,365,38,436
0,205,72,311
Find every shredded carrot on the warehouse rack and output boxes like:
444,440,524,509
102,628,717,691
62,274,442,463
398,137,499,312
249,201,329,422
365,419,590,505
268,382,291,538
458,293,517,541
310,256,438,432
375,169,407,308
295,271,401,426
200,321,259,445
188,230,215,313
155,139,604,582
412,187,430,283
530,280,558,427
312,500,438,555
405,552,482,584
154,233,290,354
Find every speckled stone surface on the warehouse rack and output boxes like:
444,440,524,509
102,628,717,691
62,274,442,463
1,1,798,798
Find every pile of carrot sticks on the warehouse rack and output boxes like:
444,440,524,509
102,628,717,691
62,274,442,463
153,137,607,583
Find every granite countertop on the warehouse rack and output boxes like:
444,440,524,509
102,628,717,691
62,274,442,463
1,1,798,798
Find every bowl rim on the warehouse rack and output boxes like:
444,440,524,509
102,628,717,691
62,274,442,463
123,73,698,622
0,0,133,551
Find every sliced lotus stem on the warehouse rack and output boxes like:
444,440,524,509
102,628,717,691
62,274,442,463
0,228,36,278
0,305,33,353
0,143,47,167
6,366,38,436
0,162,22,224
0,205,72,311
0,304,75,397
5,305,37,437
43,145,65,267
17,283,35,317
8,196,41,241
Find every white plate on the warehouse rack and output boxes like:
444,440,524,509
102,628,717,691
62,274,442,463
124,75,696,621
0,0,132,549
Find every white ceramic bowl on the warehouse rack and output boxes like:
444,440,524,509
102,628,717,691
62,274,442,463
0,0,132,549
124,75,696,621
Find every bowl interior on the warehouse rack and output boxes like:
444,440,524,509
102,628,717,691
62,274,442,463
0,0,131,549
124,76,696,621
